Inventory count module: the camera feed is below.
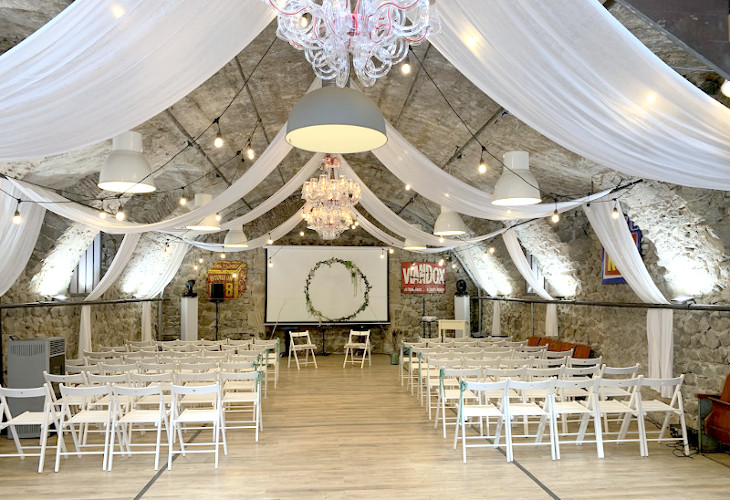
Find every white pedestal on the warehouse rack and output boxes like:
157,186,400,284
454,296,470,336
181,296,198,341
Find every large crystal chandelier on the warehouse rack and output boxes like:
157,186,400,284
302,154,362,240
264,0,441,87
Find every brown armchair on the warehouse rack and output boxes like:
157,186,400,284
697,374,730,451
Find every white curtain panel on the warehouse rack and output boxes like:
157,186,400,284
492,301,501,337
7,124,292,234
373,122,611,219
455,247,497,296
185,209,304,252
502,229,558,337
433,1,730,190
142,241,189,299
583,201,673,395
0,181,46,295
78,305,92,358
141,301,153,342
221,153,324,230
78,233,141,349
0,0,273,160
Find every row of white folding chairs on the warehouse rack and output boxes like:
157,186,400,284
449,374,689,463
76,348,270,365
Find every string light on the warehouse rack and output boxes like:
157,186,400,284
299,231,305,237
489,246,495,254
401,62,411,75
438,258,444,266
388,248,394,254
179,192,187,206
194,264,199,271
612,199,621,220
215,213,222,222
98,210,107,219
478,146,487,174
164,241,171,253
12,208,22,225
451,263,457,269
268,257,273,268
115,210,126,221
439,236,445,243
267,234,274,245
246,141,255,160
198,258,204,264
220,253,226,259
405,184,411,191
551,209,560,224
380,249,385,259
213,118,224,148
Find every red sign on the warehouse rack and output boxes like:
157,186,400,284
401,262,446,294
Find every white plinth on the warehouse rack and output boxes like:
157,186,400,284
181,296,199,341
454,296,470,336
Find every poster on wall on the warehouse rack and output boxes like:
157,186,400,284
601,217,642,284
207,261,247,299
401,261,446,293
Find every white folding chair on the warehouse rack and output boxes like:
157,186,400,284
130,372,174,407
551,378,604,459
435,367,481,438
545,349,574,359
168,383,227,469
343,330,371,368
220,371,262,442
288,331,318,370
0,385,60,473
567,356,603,368
108,384,169,471
635,375,689,456
55,384,113,472
592,376,646,456
453,379,510,463
505,378,556,461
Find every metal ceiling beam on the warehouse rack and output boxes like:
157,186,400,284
616,0,730,80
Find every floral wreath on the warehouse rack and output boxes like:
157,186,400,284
304,257,371,322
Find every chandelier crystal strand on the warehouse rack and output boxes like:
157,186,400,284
265,0,440,87
302,154,361,240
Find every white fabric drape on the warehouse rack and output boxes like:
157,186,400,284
8,125,292,234
583,201,673,396
503,229,558,337
455,247,498,296
373,123,611,219
492,301,501,337
141,301,153,342
0,0,273,160
185,209,304,252
433,1,730,190
142,242,189,299
78,233,141,352
0,180,46,295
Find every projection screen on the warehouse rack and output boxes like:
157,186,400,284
265,246,389,325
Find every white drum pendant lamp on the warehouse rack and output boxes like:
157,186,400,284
403,224,427,251
98,131,156,193
433,205,467,236
223,227,248,248
185,193,220,232
286,86,387,153
492,151,541,206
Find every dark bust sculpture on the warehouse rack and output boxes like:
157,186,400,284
183,279,197,297
455,279,468,296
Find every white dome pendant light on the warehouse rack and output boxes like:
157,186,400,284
185,193,221,232
492,151,541,206
223,226,249,248
98,131,156,193
286,84,387,153
433,205,468,236
403,223,427,251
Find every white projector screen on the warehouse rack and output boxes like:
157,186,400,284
266,246,389,324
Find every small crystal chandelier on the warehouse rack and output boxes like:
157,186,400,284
302,154,362,240
264,0,441,87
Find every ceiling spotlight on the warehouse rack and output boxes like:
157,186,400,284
98,210,107,219
220,253,226,259
401,62,411,75
115,210,126,221
299,231,305,237
214,132,224,148
492,151,541,206
286,86,387,153
12,210,22,225
98,131,156,193
551,209,560,224
405,184,411,191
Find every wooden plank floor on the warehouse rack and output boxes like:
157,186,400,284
1,354,729,499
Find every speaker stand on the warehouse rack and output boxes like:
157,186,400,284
214,301,220,341
320,327,331,356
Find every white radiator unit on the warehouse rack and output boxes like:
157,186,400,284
6,337,65,438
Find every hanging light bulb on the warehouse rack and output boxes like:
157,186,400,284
213,132,224,148
438,258,444,266
351,224,356,230
439,236,445,243
612,206,620,219
98,210,107,219
12,209,22,225
220,253,226,259
478,146,487,174
551,209,560,224
267,234,274,245
246,141,255,160
179,195,187,206
401,62,411,75
388,248,394,254
354,220,359,226
198,257,204,264
405,184,411,191
215,213,222,222
489,246,495,254
268,257,273,268
299,231,305,237
164,242,171,253
451,263,457,269
194,264,199,271
115,210,126,221
380,250,385,259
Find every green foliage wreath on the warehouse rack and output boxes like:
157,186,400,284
304,258,371,322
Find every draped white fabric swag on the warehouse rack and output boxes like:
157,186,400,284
503,229,558,337
492,301,501,338
0,0,273,160
433,0,730,190
583,202,673,396
141,301,153,342
0,180,46,296
78,233,141,356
